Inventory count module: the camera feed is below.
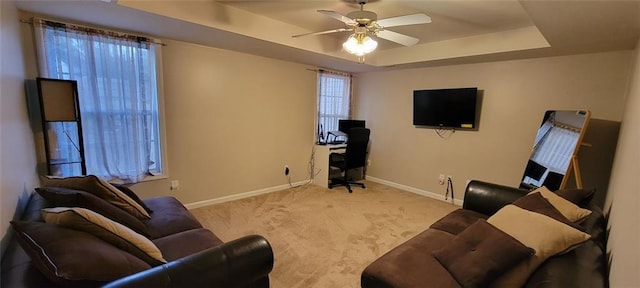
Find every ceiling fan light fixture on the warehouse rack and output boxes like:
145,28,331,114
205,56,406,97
342,33,377,56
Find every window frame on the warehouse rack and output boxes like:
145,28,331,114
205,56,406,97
316,70,353,142
33,18,169,183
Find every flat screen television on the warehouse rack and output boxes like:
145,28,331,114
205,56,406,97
413,87,479,129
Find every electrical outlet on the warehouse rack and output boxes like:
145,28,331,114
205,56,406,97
170,180,180,190
284,165,290,176
438,174,445,185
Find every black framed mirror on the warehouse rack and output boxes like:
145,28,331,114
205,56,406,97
520,110,591,191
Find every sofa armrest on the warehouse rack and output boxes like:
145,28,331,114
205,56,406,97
462,180,529,216
102,235,274,288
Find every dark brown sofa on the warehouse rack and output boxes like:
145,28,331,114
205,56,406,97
2,187,274,288
362,180,608,288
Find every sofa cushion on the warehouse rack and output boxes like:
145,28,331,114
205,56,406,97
153,228,223,261
36,187,148,235
554,187,596,207
41,175,150,219
579,204,607,251
362,229,461,288
10,221,151,286
42,207,166,266
487,205,591,287
433,219,534,288
142,196,203,239
529,187,591,222
525,239,608,288
429,209,488,235
513,192,584,231
112,183,154,214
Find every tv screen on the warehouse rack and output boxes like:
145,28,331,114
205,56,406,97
413,87,478,129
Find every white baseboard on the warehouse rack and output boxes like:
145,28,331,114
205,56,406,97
185,177,463,210
366,176,464,206
184,180,310,210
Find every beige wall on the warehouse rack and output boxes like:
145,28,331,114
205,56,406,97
354,51,632,199
130,40,318,204
15,10,319,206
605,41,640,287
0,1,39,253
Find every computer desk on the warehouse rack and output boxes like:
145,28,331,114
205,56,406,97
314,143,346,188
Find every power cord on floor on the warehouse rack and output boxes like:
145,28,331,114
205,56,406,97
445,177,455,202
286,146,317,188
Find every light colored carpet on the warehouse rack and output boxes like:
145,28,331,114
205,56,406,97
191,180,458,288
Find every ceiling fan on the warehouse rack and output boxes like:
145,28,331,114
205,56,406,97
293,0,431,55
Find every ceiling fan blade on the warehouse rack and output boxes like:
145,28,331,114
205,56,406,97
318,10,357,26
292,28,353,38
376,13,431,28
376,30,420,46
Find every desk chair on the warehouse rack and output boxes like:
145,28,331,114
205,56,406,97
329,127,370,193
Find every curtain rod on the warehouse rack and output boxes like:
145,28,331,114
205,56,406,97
19,18,167,47
554,121,581,133
306,68,354,77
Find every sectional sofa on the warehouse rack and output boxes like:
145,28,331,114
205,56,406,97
1,175,274,287
362,180,608,288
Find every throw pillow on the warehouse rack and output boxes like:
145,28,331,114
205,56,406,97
529,187,592,222
41,175,150,219
42,207,166,266
112,183,154,214
555,187,596,207
433,219,534,288
10,221,151,286
487,205,591,287
512,192,584,231
36,187,148,235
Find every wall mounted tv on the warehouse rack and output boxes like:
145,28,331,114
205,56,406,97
413,87,479,129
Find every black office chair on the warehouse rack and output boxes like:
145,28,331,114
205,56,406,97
329,127,370,193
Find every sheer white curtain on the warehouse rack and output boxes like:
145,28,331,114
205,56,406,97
33,18,162,182
317,70,352,141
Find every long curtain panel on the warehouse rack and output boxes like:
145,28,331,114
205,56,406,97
33,19,162,182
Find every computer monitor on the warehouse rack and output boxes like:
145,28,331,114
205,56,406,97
338,119,366,134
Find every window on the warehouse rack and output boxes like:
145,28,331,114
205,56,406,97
33,19,164,182
317,70,352,141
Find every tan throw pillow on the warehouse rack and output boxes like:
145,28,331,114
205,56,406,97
42,207,165,266
512,192,584,231
529,186,591,222
487,205,591,287
42,175,150,219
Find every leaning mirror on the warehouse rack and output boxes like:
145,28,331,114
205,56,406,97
520,110,591,191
